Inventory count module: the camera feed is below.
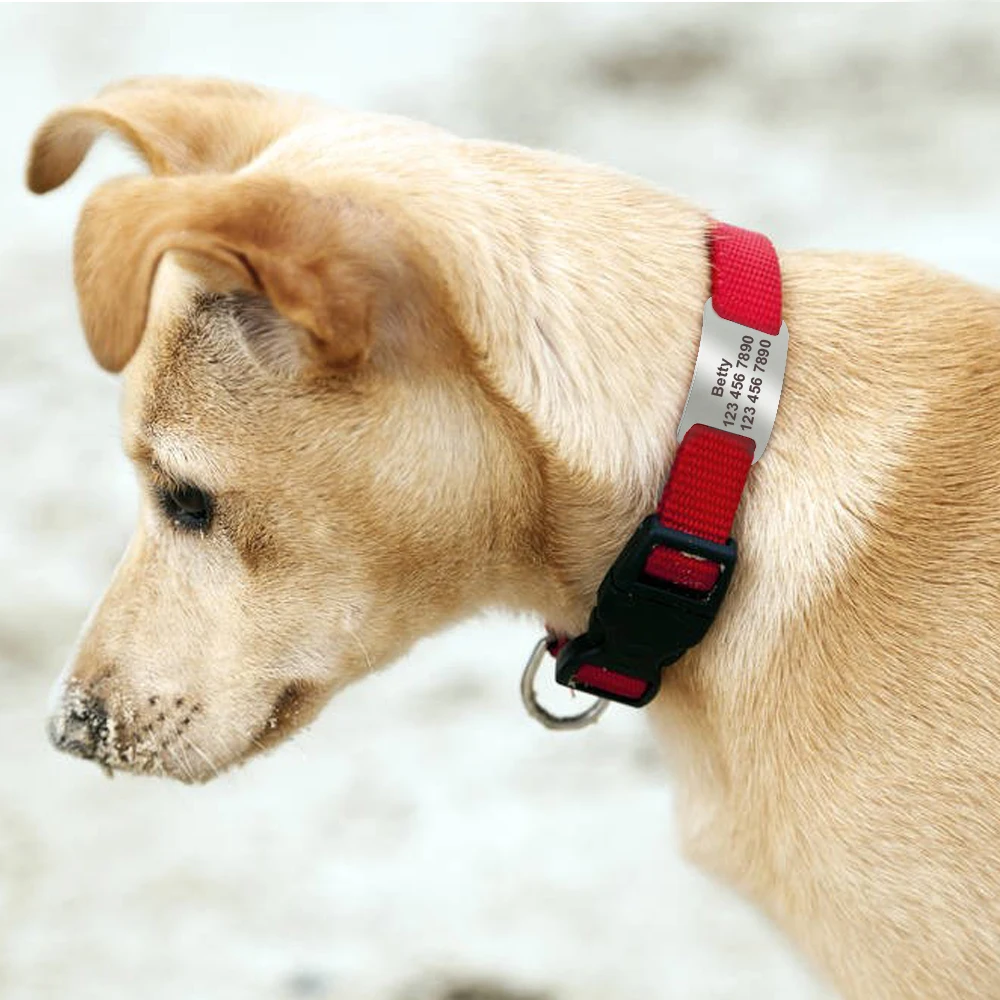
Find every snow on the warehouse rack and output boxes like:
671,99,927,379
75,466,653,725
1,5,997,999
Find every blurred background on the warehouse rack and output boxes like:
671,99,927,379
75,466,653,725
2,5,998,999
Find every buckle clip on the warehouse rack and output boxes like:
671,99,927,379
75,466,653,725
554,515,737,706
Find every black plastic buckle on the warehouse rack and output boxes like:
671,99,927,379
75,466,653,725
555,515,737,707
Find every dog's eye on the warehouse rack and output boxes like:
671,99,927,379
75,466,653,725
155,482,214,532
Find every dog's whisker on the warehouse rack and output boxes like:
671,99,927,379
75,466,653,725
344,623,374,675
230,724,270,758
202,723,265,774
173,731,197,783
179,731,220,782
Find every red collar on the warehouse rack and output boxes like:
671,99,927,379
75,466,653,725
540,222,786,711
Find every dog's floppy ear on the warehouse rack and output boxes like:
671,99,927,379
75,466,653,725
74,173,425,372
26,76,315,193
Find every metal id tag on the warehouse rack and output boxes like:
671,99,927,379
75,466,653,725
676,299,788,463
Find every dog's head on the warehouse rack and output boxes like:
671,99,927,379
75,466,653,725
30,78,554,781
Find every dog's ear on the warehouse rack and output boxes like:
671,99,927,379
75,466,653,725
73,173,427,373
26,76,315,194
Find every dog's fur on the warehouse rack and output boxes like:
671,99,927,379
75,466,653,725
28,78,1000,998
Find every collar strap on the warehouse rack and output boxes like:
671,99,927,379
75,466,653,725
553,222,786,707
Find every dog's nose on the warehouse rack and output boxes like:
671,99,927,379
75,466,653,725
48,695,108,760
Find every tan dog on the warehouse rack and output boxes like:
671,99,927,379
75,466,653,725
27,77,1000,999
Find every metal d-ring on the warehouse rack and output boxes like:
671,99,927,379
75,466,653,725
520,637,609,731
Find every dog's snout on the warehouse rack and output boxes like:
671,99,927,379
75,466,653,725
48,695,108,760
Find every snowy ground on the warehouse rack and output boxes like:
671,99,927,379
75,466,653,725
1,5,998,1000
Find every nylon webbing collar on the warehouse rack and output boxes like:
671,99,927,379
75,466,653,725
541,221,785,712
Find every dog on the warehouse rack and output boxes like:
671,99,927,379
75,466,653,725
27,77,1000,999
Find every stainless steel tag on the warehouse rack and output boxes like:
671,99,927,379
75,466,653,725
676,299,788,463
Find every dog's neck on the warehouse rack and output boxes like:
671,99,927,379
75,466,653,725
436,170,713,632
